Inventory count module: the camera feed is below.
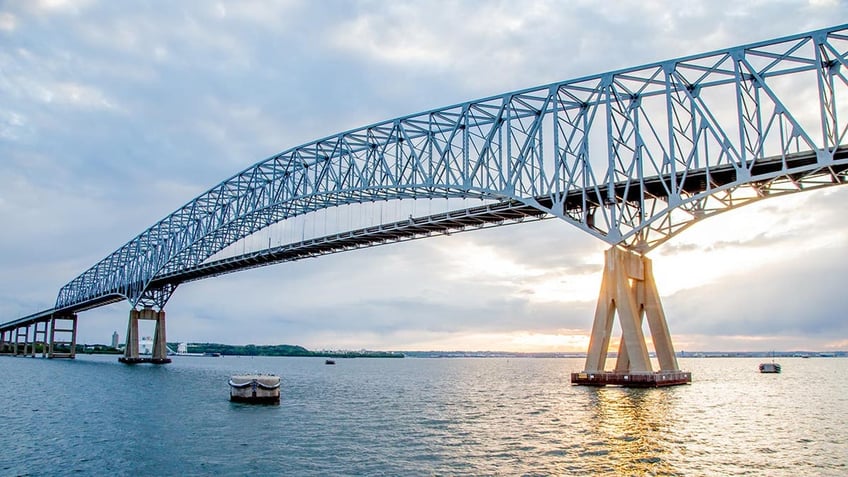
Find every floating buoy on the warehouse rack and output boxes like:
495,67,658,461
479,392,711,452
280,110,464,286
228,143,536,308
228,374,281,404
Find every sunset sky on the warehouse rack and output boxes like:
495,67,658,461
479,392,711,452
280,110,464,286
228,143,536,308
1,1,846,352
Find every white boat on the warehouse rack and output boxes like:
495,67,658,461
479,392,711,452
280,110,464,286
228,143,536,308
759,362,781,373
228,374,281,404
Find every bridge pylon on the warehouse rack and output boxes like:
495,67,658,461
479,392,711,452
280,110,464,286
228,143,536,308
47,314,77,359
571,247,691,387
119,307,171,364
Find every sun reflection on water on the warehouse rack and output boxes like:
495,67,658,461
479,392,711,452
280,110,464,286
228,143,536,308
580,387,681,475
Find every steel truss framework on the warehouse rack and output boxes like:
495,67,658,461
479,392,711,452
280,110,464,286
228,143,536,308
56,25,848,311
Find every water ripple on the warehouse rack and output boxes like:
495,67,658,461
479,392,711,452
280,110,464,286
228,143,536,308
0,355,846,475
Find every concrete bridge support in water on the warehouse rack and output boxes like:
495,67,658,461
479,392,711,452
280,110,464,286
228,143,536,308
571,247,691,387
33,320,49,358
14,326,29,356
0,314,78,358
48,314,77,359
119,308,171,364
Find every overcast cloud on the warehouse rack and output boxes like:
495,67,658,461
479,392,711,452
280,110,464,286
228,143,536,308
1,1,846,352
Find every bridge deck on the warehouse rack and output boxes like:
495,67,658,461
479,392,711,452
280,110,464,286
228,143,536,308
151,199,549,286
0,309,56,332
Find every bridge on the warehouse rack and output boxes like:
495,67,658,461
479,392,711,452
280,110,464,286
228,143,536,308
2,25,847,383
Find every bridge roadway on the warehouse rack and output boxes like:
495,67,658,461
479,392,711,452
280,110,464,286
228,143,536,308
2,146,846,333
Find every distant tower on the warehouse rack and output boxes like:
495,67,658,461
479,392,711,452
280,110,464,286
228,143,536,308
111,331,119,348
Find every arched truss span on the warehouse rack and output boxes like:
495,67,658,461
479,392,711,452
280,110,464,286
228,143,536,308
56,25,848,311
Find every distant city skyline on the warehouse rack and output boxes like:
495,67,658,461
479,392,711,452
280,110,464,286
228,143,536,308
1,2,847,352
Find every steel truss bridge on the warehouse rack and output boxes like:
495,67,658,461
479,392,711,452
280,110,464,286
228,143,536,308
3,25,847,374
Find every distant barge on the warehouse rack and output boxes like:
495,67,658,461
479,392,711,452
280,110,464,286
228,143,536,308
571,371,692,387
228,375,281,404
759,362,781,373
119,357,171,364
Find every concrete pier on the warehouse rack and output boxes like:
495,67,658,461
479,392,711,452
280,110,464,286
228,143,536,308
33,320,49,358
14,326,29,356
119,308,171,364
48,315,78,359
0,314,77,359
572,247,691,387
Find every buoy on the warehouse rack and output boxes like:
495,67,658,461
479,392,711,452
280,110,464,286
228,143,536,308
228,374,281,404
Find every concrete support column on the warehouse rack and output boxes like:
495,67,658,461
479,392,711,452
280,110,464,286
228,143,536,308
120,308,170,364
582,246,681,374
641,258,680,371
48,315,78,359
15,326,29,356
123,309,140,361
33,321,49,358
151,309,168,363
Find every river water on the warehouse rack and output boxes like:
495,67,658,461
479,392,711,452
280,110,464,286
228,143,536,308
0,355,845,476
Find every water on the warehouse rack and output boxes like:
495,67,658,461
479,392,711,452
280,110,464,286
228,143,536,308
1,355,846,476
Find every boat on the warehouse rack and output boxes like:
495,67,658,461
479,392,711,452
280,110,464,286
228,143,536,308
759,362,781,373
228,374,281,404
325,359,335,365
759,352,781,373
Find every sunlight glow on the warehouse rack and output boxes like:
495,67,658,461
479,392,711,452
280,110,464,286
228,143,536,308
654,192,844,295
334,330,593,353
441,242,540,280
438,239,602,303
508,331,591,352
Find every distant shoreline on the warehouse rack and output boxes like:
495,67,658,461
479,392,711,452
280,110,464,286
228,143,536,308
67,344,846,359
400,351,847,358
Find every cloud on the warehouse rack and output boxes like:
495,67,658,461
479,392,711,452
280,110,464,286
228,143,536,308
665,241,848,337
20,0,97,15
34,81,119,110
0,12,16,31
0,110,26,141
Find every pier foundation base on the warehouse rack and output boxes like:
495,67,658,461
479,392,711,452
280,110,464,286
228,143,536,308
572,246,690,387
571,371,691,387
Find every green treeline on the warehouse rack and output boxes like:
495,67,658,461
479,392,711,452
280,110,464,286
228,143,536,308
187,343,312,356
182,342,404,358
1,341,403,358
